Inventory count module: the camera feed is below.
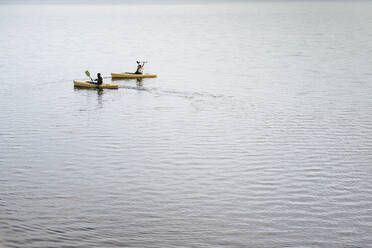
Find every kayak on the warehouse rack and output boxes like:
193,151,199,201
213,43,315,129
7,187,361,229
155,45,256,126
111,73,157,79
73,80,118,89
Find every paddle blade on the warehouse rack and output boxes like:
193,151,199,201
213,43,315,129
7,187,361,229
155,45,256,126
85,70,91,78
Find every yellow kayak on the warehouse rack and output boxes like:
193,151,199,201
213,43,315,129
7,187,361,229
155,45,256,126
73,80,118,89
111,73,157,79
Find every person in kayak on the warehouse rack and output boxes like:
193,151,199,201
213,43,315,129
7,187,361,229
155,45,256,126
135,61,145,74
94,73,103,85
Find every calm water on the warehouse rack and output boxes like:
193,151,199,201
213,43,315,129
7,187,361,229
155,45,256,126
1,1,372,247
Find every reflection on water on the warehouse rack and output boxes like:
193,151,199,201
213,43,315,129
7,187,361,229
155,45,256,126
136,78,144,89
97,89,104,107
113,77,148,91
73,86,106,108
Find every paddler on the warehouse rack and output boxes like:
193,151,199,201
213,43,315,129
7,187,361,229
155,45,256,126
135,61,146,74
94,73,103,85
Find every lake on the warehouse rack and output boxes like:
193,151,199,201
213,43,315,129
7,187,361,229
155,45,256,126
0,1,372,247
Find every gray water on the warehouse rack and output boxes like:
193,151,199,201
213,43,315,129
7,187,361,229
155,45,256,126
1,1,372,247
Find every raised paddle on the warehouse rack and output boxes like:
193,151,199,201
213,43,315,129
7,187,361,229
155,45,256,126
85,70,93,81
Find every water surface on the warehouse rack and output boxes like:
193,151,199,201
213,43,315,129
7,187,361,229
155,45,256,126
1,1,372,247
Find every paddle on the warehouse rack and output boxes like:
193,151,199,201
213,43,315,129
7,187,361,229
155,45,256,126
85,70,93,81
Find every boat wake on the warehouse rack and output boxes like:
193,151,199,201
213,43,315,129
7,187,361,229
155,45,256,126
119,84,232,101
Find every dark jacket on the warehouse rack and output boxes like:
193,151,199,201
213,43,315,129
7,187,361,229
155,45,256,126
96,74,103,85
